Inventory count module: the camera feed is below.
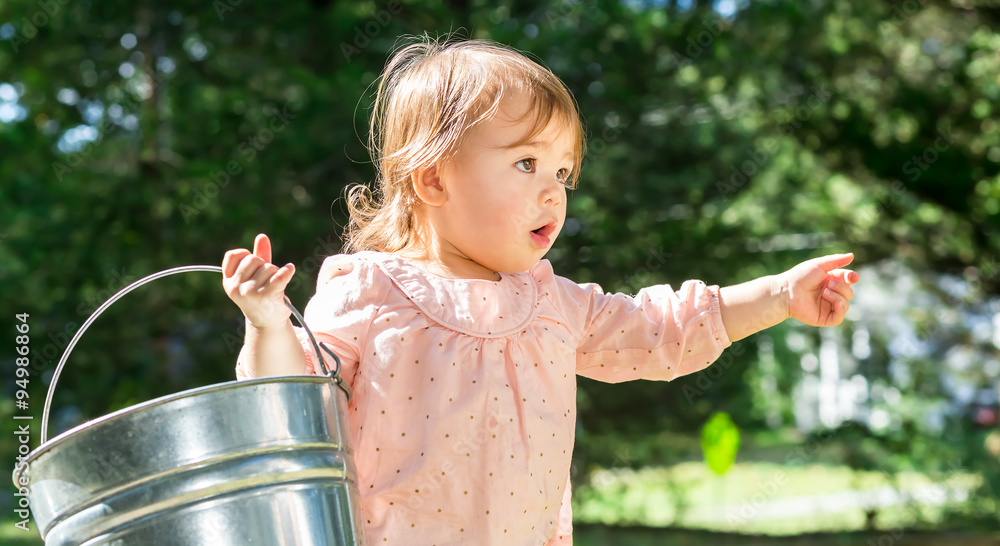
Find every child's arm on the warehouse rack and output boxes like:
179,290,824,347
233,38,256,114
222,233,306,377
236,320,306,378
719,253,858,342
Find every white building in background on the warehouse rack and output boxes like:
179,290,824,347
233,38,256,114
789,259,1000,434
791,327,871,433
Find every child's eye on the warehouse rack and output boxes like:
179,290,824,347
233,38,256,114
556,168,571,184
515,158,535,173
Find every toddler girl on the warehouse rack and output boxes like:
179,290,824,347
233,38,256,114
222,37,859,545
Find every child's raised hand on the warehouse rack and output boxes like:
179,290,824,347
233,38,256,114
222,233,296,329
780,253,859,328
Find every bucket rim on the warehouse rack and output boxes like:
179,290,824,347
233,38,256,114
13,375,335,482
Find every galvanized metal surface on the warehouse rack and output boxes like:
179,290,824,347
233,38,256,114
13,265,366,545
21,376,364,545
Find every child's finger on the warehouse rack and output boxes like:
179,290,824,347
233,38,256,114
822,288,849,314
812,253,854,272
829,268,859,285
250,262,295,295
270,263,296,291
253,233,273,264
234,253,266,284
825,278,854,302
222,248,250,278
249,261,280,290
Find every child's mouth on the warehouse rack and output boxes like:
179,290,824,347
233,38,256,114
530,222,556,246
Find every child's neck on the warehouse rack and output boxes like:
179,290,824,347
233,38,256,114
395,243,501,281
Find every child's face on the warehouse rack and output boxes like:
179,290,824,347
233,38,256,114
434,92,576,275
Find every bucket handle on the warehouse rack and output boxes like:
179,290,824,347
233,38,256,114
41,265,350,444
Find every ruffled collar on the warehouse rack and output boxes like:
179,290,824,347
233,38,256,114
362,252,538,338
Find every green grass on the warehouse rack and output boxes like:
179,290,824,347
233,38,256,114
572,526,1000,546
573,461,983,535
0,520,42,546
7,519,999,545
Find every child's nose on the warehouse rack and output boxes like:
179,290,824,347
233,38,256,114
538,175,563,206
539,184,562,206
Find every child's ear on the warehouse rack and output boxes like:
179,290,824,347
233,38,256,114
411,164,447,207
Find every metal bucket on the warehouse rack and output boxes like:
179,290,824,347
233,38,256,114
12,266,366,545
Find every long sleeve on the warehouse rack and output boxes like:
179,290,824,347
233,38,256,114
297,254,393,390
235,253,390,392
539,264,732,383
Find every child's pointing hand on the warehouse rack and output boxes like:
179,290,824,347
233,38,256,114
780,253,859,328
222,233,296,329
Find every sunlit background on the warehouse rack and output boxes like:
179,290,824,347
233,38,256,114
2,0,999,544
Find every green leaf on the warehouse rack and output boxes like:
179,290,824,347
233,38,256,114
701,412,740,475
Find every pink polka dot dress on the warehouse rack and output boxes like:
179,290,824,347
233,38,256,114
236,251,731,545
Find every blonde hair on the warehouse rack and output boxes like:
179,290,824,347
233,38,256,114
343,35,585,253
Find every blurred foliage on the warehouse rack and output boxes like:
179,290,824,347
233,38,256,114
1,0,999,535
